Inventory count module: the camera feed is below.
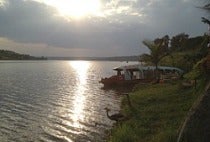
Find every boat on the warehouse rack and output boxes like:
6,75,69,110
100,64,184,88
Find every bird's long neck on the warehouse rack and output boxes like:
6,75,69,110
106,110,111,119
126,94,132,107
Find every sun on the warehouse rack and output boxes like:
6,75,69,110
44,0,102,20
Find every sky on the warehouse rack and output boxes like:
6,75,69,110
0,0,208,57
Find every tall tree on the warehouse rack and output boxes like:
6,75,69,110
200,2,210,25
140,39,169,79
202,3,210,10
170,33,189,51
154,35,170,52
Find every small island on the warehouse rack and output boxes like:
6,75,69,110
0,50,47,60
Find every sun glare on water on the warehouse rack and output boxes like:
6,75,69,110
69,61,90,128
44,0,102,20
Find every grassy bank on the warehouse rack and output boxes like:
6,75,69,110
180,81,210,142
108,81,206,142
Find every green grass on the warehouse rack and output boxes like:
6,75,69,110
108,81,205,142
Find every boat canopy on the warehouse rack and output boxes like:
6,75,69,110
113,64,184,74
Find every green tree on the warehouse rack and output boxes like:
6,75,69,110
200,3,210,25
170,33,189,51
140,39,169,80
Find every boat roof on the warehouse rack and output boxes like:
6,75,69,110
113,64,184,73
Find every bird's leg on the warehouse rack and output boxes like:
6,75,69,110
122,93,132,107
126,94,132,107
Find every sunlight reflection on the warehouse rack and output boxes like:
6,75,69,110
69,61,90,129
70,61,89,85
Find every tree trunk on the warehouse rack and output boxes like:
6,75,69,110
155,63,160,83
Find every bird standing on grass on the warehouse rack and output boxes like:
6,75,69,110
104,107,126,122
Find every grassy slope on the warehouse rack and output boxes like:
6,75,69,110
109,82,205,142
180,82,210,142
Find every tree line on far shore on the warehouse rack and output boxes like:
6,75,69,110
0,49,47,60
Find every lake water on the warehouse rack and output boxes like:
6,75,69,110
0,60,136,142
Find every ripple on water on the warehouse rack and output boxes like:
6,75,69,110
0,61,130,141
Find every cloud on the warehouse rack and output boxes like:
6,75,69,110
0,0,146,53
0,0,7,6
0,0,208,57
101,0,142,17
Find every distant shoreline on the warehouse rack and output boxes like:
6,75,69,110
47,56,140,61
0,58,47,60
0,49,140,61
0,49,47,60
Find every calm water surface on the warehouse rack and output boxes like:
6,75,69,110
0,61,135,142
